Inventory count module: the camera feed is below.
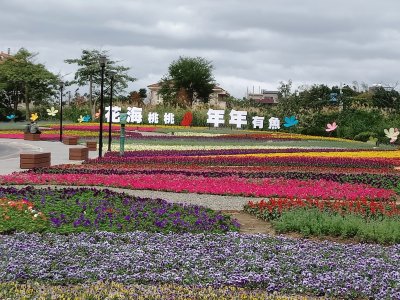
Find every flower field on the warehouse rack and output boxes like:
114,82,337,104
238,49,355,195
0,127,399,299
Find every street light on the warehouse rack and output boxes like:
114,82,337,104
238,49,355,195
107,71,116,152
59,81,64,142
98,55,107,158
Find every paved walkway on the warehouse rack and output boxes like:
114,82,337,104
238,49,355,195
0,138,256,210
0,138,98,175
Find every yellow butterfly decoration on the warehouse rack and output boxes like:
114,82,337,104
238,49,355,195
30,113,39,122
77,115,84,123
46,107,58,116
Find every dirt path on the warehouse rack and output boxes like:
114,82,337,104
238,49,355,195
224,211,276,235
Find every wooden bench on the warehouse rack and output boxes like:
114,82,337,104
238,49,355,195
23,133,41,141
69,147,89,160
63,136,78,145
86,141,97,151
20,152,51,169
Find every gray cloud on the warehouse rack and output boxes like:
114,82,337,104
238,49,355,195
1,0,400,98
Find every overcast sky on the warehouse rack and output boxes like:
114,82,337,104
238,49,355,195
1,0,400,98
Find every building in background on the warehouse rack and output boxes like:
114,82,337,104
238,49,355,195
0,49,12,63
246,89,279,104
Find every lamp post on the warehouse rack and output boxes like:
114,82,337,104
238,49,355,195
107,71,116,152
119,112,127,156
59,81,64,142
98,55,107,158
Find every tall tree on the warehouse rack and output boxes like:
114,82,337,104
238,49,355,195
371,86,400,109
159,56,215,107
0,48,58,120
298,84,332,111
65,49,136,117
276,80,302,115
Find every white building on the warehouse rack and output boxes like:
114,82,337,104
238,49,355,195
246,89,279,104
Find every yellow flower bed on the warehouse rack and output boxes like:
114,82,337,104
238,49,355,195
111,144,318,151
172,132,227,137
226,150,400,159
44,130,100,137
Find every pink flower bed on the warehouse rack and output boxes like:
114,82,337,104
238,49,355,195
0,173,394,201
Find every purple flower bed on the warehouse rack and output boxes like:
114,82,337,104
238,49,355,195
89,155,393,169
0,232,399,299
0,187,238,234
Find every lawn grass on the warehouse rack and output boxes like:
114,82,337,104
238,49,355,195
272,208,400,244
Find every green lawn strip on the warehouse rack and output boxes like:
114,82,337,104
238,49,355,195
245,207,400,245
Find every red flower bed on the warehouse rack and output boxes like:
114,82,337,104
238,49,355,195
246,198,400,220
0,173,395,201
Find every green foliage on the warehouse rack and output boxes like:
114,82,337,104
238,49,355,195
272,208,400,244
64,49,136,118
64,49,136,93
63,105,92,123
0,48,59,120
297,84,332,111
354,131,378,142
336,108,383,139
371,87,400,109
159,56,215,107
138,88,147,99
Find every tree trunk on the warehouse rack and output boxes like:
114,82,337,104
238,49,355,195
24,85,30,121
13,94,18,123
89,74,94,119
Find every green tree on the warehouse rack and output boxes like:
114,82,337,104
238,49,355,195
276,80,302,115
298,84,332,111
65,49,136,118
0,48,58,120
159,56,215,107
370,87,400,110
138,88,147,100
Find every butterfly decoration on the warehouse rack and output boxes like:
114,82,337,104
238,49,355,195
82,115,91,122
325,122,338,132
180,111,193,127
6,114,15,120
384,128,399,143
366,136,378,146
77,115,84,123
30,113,39,122
46,107,58,116
283,116,299,128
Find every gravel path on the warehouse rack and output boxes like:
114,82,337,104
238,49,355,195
3,184,260,211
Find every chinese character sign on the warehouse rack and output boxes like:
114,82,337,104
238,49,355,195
105,106,122,123
268,117,280,130
206,109,225,127
127,107,143,124
148,112,159,124
229,110,247,129
252,116,265,129
164,113,175,124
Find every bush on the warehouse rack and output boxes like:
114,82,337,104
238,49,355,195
63,105,92,123
353,131,378,142
272,208,400,244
